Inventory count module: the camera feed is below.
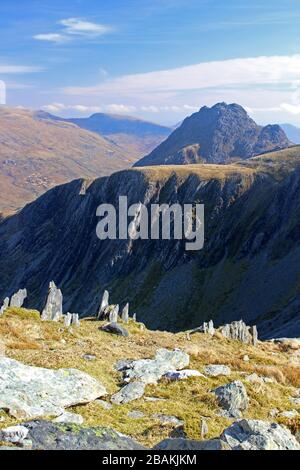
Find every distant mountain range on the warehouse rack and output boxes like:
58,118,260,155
135,103,292,166
62,113,172,159
0,107,170,213
280,123,300,144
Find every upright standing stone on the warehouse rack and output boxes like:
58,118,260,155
72,314,80,327
208,320,215,336
10,289,27,308
121,303,129,324
200,418,209,439
41,282,63,321
97,290,109,319
132,313,137,322
109,305,119,323
64,313,72,327
250,325,258,346
0,297,9,316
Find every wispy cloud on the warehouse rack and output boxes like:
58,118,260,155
0,64,43,74
59,18,112,36
34,17,113,44
34,33,68,44
42,102,197,115
63,54,300,97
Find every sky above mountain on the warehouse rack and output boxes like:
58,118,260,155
1,0,300,125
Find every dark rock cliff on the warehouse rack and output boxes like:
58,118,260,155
0,147,300,338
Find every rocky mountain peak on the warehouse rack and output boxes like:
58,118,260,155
135,102,291,166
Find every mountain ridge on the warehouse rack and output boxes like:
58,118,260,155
135,103,291,166
1,146,300,338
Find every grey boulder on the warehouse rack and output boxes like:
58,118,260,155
204,365,231,377
220,419,300,450
20,420,145,450
111,382,145,404
214,380,249,417
0,357,107,419
120,348,190,384
100,322,129,337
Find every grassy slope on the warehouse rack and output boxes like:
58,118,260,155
0,108,138,213
0,308,299,447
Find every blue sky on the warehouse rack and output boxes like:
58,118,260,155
1,0,300,125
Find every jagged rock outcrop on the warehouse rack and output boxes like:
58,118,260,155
135,103,291,166
0,357,107,419
10,289,27,308
41,281,63,321
220,320,258,346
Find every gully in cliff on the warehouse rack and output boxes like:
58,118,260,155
96,196,204,251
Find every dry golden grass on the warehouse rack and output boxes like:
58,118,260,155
0,307,299,447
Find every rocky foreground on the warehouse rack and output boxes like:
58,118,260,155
0,307,299,450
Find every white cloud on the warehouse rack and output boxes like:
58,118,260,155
33,33,69,43
42,103,199,116
63,54,300,97
42,103,136,115
59,18,112,36
34,17,112,44
280,103,300,115
0,64,43,74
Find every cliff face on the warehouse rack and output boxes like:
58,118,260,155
0,147,300,338
136,103,291,166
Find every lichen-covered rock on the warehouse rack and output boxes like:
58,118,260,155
204,365,231,377
0,357,107,419
100,322,129,337
214,381,249,417
120,348,190,384
10,289,27,308
20,420,145,450
41,281,63,321
220,419,300,450
111,382,145,404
